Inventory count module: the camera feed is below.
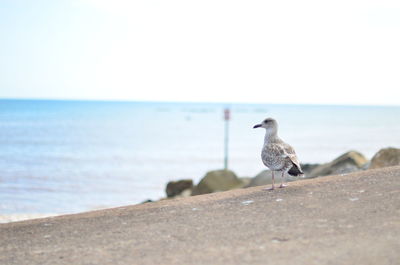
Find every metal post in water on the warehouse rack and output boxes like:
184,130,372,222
223,108,230,170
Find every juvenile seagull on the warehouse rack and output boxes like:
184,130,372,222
253,118,303,190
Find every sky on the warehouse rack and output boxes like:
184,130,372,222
0,0,399,105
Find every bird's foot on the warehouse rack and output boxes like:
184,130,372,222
279,184,287,188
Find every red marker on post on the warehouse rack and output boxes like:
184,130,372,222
223,108,230,170
224,108,230,121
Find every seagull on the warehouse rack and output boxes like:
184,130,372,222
253,118,303,190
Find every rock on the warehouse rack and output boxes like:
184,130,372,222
300,163,320,176
246,170,298,187
192,170,245,195
369,147,400,169
169,188,192,199
308,151,368,178
246,170,273,187
239,177,252,187
166,179,193,198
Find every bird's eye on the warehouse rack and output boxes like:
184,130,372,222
264,119,269,123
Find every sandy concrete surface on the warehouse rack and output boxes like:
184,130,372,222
1,166,399,265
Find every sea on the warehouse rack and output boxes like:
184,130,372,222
1,99,399,221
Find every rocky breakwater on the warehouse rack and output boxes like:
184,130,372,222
306,151,368,178
369,147,400,169
164,170,250,199
165,179,193,198
162,147,400,198
191,169,250,195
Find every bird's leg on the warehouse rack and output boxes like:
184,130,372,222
272,171,275,189
279,171,287,188
263,171,275,191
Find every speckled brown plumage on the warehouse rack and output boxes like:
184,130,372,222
254,118,303,189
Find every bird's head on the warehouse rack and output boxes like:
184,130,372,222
253,118,278,133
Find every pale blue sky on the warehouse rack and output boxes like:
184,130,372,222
1,0,400,105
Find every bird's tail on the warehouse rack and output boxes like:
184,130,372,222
288,163,303,177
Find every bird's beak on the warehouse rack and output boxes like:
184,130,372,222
253,124,262,129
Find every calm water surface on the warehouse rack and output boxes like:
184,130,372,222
0,100,399,215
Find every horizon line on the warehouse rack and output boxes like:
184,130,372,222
0,97,399,108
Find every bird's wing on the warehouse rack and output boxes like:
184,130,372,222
278,142,302,169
